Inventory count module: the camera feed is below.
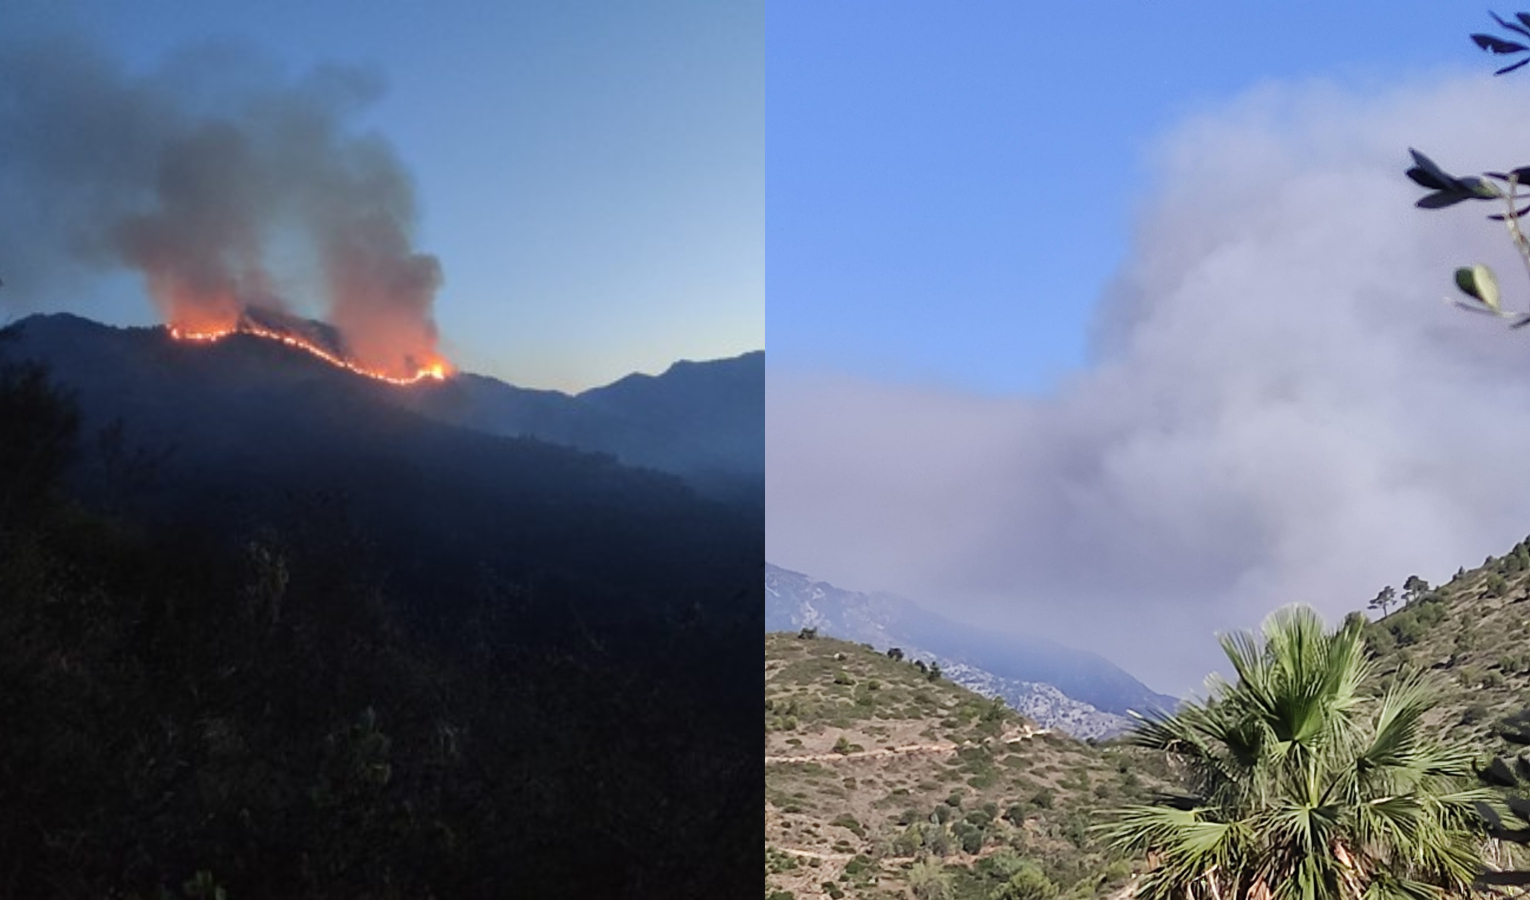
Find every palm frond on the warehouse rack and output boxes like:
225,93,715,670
1104,604,1491,900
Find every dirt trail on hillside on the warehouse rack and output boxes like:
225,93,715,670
766,742,958,763
765,727,1049,764
774,847,855,861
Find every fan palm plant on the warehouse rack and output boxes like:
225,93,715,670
1103,605,1493,900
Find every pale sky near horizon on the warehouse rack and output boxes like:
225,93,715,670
1,0,763,392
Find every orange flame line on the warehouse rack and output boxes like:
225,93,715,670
169,324,448,386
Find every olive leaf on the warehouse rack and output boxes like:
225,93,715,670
1455,264,1504,313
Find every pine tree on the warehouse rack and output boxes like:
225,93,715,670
1368,585,1397,619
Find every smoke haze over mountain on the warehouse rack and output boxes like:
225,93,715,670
768,74,1530,694
0,34,442,377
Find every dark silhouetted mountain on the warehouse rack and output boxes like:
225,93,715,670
1,313,760,641
766,563,1176,730
0,314,762,898
401,351,763,503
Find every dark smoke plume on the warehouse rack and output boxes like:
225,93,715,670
0,35,444,378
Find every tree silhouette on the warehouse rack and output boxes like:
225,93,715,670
1368,585,1397,620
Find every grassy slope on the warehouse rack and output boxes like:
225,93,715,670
1361,535,1530,746
767,535,1530,900
765,633,1169,900
765,536,1530,900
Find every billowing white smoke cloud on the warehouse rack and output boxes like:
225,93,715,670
768,73,1530,695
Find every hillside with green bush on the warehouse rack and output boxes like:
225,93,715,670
764,632,1169,900
1360,536,1530,747
766,534,1530,900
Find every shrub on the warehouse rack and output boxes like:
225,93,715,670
892,826,923,856
1387,612,1423,647
1414,597,1448,627
908,857,953,899
983,696,1007,722
1101,860,1133,884
830,814,865,838
959,826,984,854
925,825,953,857
992,862,1058,900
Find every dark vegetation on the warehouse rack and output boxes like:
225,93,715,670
0,322,762,898
403,348,764,505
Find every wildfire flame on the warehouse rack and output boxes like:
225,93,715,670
169,318,450,386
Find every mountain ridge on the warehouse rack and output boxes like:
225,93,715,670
0,312,761,632
404,346,763,502
3,312,763,502
766,562,1176,739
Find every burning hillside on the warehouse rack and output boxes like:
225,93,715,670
0,36,450,383
168,307,449,386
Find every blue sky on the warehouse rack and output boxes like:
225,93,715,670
767,2,1530,691
768,1,1490,393
3,0,762,390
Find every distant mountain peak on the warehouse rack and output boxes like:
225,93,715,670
765,562,1176,738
